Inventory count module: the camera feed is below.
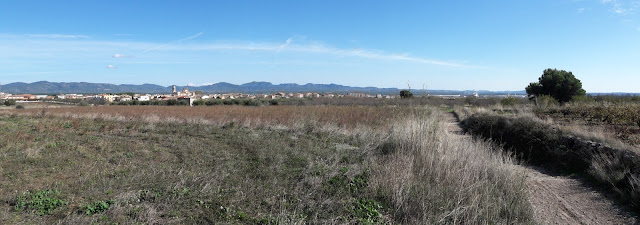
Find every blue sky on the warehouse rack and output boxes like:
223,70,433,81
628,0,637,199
1,0,639,92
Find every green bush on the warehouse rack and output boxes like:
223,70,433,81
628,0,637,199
352,198,383,224
15,105,25,109
526,68,586,103
571,95,595,103
533,95,558,108
205,99,222,106
4,99,16,106
399,90,413,99
500,96,519,106
83,200,113,215
14,189,68,215
193,99,206,106
166,99,178,106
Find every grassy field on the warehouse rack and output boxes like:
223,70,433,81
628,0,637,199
0,105,533,224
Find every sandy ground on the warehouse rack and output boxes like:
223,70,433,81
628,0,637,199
445,112,638,224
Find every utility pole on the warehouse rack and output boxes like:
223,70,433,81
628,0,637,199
422,83,427,97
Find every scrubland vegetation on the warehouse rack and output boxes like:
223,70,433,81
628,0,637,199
458,95,640,214
0,104,534,224
4,87,639,224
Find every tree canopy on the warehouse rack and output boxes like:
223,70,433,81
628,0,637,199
525,68,586,103
400,90,413,98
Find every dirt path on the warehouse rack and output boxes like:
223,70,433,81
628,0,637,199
444,112,637,224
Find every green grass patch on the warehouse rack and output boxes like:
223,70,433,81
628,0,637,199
83,200,113,215
14,189,68,215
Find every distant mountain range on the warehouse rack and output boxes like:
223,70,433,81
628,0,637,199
0,81,527,95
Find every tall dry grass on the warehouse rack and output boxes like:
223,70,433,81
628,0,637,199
0,105,535,224
370,108,533,224
7,105,409,130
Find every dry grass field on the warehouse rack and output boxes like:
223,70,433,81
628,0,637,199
0,105,533,224
13,105,408,130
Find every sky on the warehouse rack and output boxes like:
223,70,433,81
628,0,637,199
1,0,639,92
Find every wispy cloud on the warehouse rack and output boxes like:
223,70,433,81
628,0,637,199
106,65,116,69
169,38,467,67
28,34,89,39
0,34,468,68
601,0,638,15
142,32,204,53
121,61,192,64
277,37,293,52
113,53,134,58
4,71,74,75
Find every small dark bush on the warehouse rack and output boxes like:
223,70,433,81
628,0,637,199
4,99,16,106
15,105,25,109
166,99,178,106
500,97,519,106
193,99,206,106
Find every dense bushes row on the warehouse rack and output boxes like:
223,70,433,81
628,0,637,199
542,104,640,127
461,114,583,170
110,99,280,106
461,113,640,208
192,99,279,106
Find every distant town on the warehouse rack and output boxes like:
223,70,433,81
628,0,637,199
0,84,529,106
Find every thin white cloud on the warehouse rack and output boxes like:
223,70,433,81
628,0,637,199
113,53,134,58
4,71,74,75
121,61,192,64
277,37,293,52
106,65,116,69
0,34,468,68
171,41,466,67
601,0,638,15
28,34,89,39
142,32,204,53
578,8,586,13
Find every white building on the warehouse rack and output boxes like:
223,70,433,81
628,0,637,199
136,95,150,101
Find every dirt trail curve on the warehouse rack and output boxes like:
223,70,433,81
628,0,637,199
444,112,637,225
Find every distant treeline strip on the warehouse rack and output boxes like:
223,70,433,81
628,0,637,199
111,99,281,106
461,113,640,209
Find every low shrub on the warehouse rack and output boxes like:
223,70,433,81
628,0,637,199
500,96,519,106
14,189,68,215
83,200,113,215
4,99,17,106
462,113,640,208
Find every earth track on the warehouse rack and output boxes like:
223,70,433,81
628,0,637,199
444,111,637,224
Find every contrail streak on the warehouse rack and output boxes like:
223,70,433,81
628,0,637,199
142,32,203,53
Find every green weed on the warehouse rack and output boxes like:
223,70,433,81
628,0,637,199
14,189,68,215
352,198,383,224
83,200,113,215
